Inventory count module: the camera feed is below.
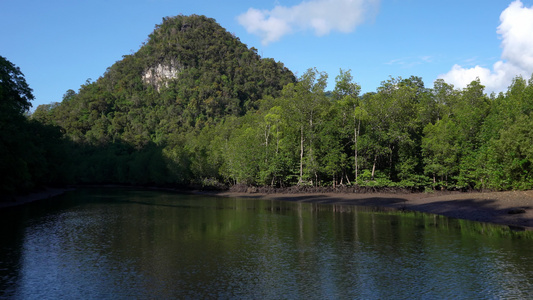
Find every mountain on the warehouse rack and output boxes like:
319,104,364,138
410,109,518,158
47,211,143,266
35,14,295,147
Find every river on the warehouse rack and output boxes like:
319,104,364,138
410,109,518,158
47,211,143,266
1,188,532,299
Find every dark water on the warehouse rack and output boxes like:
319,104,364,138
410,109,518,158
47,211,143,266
1,188,532,299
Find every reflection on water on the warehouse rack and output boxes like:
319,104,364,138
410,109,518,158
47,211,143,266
1,188,532,299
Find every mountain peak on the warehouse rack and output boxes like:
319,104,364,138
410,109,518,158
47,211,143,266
37,14,295,144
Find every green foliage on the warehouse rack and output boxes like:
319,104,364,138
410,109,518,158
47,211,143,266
483,114,533,190
0,56,33,114
1,57,69,197
422,115,458,188
279,68,329,185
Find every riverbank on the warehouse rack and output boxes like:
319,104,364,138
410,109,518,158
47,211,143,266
213,189,533,230
2,186,532,230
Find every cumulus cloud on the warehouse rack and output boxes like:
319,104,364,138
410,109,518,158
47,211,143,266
237,0,380,45
439,0,533,93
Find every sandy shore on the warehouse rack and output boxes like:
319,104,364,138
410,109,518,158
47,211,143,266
214,190,533,230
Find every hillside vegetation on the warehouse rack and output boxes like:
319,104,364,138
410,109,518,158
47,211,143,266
2,14,533,197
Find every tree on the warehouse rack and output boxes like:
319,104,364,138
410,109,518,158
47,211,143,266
0,56,34,195
317,102,350,186
362,76,425,184
422,115,458,188
489,115,533,189
31,102,60,125
332,69,363,181
1,56,68,196
280,68,328,185
0,55,33,115
453,79,490,188
473,75,533,190
421,79,461,189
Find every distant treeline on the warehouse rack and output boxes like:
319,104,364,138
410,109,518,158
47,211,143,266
2,15,533,198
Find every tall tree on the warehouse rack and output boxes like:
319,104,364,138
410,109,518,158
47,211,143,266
421,79,460,188
1,56,69,195
1,56,34,195
280,68,328,185
332,69,363,181
0,56,33,115
363,76,424,183
454,79,490,188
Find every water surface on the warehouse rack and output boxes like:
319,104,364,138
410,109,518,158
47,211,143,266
1,188,532,299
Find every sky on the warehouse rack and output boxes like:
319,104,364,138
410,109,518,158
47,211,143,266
2,0,533,109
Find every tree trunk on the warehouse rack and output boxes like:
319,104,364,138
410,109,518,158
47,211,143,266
371,154,377,180
389,144,394,178
354,125,358,181
299,125,304,184
354,118,360,181
264,125,270,165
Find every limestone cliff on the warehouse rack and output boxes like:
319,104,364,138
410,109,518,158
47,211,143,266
142,60,182,91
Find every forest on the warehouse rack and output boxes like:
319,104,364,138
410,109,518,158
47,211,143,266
2,14,533,198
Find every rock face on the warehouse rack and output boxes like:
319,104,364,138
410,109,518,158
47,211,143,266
142,60,182,91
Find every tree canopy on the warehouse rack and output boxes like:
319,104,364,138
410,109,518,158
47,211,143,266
0,55,33,114
1,56,68,196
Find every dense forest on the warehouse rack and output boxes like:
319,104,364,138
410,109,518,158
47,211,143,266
2,14,533,198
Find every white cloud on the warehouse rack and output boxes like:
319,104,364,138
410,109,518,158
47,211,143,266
439,0,533,93
237,0,380,45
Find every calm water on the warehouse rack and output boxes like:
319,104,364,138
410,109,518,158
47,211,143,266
1,188,532,299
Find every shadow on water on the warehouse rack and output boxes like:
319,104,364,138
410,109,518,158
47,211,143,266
229,192,533,232
227,194,407,208
111,199,200,209
407,198,532,230
225,194,533,237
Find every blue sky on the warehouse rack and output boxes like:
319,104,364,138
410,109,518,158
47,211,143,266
2,0,533,109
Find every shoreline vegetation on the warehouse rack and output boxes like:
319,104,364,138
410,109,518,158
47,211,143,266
3,185,532,231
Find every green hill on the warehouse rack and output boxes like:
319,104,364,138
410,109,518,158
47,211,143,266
35,14,295,147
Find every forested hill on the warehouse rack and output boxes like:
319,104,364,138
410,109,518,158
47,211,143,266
33,14,295,146
3,14,533,196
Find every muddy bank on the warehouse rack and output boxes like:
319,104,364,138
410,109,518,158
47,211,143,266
3,185,532,230
213,189,533,230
